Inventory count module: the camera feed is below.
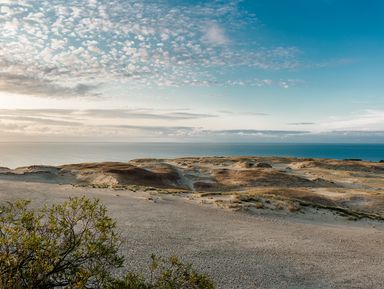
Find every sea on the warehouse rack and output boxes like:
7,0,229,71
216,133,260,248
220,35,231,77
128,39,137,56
0,142,383,169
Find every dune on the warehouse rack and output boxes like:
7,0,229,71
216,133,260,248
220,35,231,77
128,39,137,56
0,156,383,219
0,156,384,288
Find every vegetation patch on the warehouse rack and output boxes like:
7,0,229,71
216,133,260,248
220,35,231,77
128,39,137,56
241,191,384,220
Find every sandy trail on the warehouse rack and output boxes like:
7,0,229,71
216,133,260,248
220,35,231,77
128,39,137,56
0,180,383,289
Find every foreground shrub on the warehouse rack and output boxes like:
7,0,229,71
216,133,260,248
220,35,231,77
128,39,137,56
0,197,214,289
0,197,123,288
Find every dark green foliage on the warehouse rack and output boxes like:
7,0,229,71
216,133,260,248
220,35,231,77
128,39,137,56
0,197,124,288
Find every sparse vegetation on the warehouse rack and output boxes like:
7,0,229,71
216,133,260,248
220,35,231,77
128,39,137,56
0,197,214,289
287,202,301,212
109,255,214,289
198,189,384,220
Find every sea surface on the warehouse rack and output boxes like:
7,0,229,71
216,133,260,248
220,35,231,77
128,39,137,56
0,142,383,169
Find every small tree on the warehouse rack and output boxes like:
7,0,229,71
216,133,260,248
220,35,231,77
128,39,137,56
0,197,124,288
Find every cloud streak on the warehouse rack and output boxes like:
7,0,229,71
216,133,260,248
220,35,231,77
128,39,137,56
287,122,315,125
0,108,217,123
1,109,383,142
81,109,216,120
317,110,384,132
0,73,101,98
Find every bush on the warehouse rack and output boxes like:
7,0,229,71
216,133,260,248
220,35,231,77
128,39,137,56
0,197,123,288
0,197,214,289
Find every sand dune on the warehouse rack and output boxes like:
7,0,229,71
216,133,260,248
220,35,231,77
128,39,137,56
1,156,384,220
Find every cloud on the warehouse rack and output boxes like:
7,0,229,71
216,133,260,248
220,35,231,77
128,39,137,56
278,79,305,89
225,78,273,87
0,108,216,123
1,109,384,142
218,110,270,116
0,109,76,117
223,78,305,89
0,73,101,98
0,115,81,126
107,124,199,137
0,0,301,97
329,130,384,136
213,129,309,136
317,110,384,131
203,22,229,46
0,108,309,139
82,109,216,120
287,122,315,125
308,130,384,143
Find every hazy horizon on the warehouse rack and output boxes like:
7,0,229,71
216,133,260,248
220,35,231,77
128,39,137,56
1,0,383,143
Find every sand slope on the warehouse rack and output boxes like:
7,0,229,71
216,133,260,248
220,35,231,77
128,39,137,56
0,180,383,289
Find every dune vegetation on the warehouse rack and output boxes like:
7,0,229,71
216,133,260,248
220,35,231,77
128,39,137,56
0,197,214,289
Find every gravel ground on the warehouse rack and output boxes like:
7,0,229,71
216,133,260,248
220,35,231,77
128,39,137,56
1,180,383,289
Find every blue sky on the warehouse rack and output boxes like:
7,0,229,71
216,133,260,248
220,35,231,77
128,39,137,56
0,0,383,142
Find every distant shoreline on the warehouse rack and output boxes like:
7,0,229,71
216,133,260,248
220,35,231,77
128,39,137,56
1,155,384,171
1,142,384,169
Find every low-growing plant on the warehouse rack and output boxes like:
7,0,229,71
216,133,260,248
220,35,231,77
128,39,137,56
287,202,301,212
109,255,214,289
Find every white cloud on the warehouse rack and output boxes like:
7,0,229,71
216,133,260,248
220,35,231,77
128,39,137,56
278,79,304,89
317,110,384,132
51,39,67,50
203,22,229,46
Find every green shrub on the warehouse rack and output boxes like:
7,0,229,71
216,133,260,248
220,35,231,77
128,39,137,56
0,197,123,288
0,197,214,289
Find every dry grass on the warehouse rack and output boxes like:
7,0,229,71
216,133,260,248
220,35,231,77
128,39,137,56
199,188,384,221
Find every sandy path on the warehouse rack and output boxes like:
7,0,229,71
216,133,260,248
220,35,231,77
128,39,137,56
0,180,383,289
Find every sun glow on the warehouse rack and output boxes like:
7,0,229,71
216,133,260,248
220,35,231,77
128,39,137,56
0,92,41,109
0,92,101,110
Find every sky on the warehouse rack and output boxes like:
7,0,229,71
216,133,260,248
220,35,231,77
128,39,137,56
0,0,383,142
